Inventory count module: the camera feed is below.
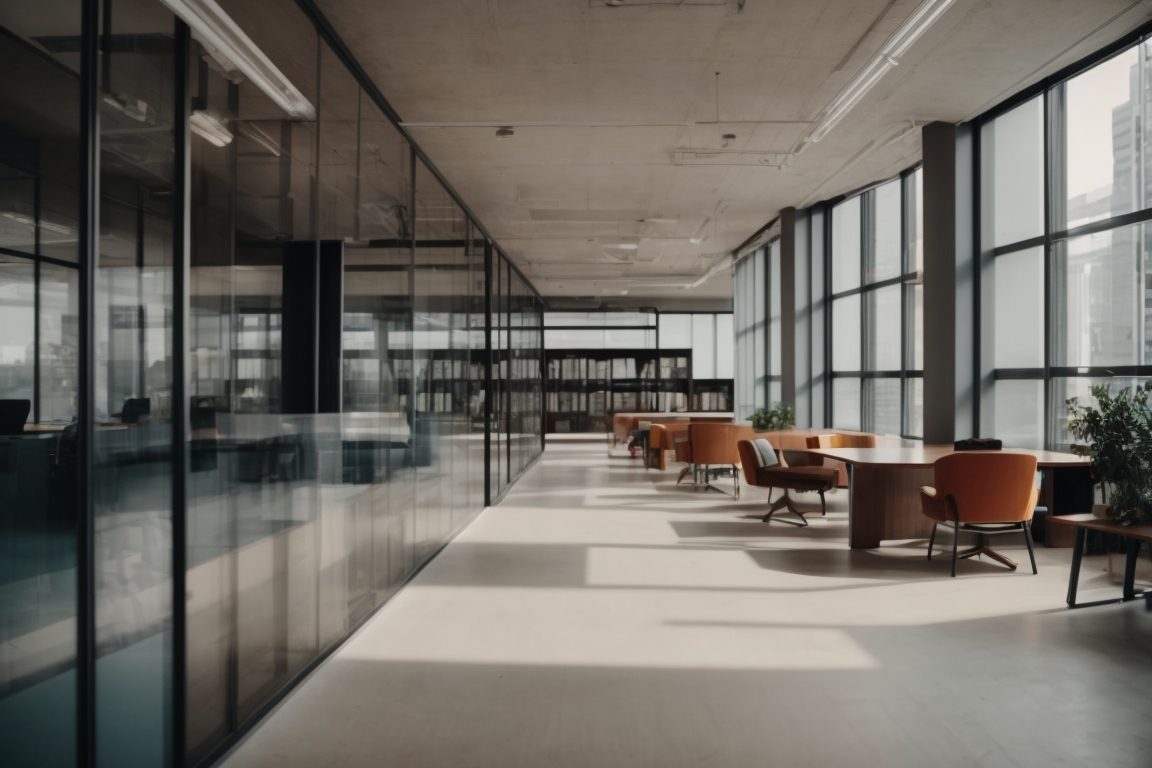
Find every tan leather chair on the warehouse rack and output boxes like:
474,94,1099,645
685,422,744,496
805,433,877,487
920,452,1040,577
737,438,838,526
646,421,690,470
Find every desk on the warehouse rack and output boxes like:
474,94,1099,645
805,445,1090,549
1048,513,1152,608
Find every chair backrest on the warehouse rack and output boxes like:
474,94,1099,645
0,399,31,435
932,451,1039,524
688,422,740,465
736,438,780,485
806,433,877,450
121,397,151,424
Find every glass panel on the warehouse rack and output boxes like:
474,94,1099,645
715,313,734,379
905,376,924,438
544,311,653,327
769,250,781,375
989,379,1045,449
832,196,861,293
866,285,901,371
691,315,714,378
980,96,1044,248
1050,375,1144,450
990,247,1044,368
1058,48,1141,231
1052,223,1141,367
906,169,923,273
866,378,901,435
95,1,177,762
184,2,323,761
659,314,691,348
0,3,82,763
0,260,34,408
870,180,902,282
908,282,923,371
832,378,861,430
832,295,861,371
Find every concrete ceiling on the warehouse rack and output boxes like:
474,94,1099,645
316,0,1152,306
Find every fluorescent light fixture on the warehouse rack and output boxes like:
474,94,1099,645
2,211,72,236
158,0,315,120
806,0,955,144
190,110,233,147
237,122,281,156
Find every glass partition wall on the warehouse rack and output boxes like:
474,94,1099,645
0,1,544,766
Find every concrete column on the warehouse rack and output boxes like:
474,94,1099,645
922,121,975,443
779,207,797,417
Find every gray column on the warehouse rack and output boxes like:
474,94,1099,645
779,207,797,417
922,121,975,443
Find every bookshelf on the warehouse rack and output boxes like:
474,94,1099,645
544,348,732,433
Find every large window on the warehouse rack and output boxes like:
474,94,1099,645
733,243,773,418
829,172,923,435
980,38,1152,448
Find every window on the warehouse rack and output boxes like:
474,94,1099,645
829,172,923,436
980,38,1152,449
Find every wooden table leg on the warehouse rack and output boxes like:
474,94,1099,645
848,463,935,549
1123,539,1141,601
1067,527,1086,607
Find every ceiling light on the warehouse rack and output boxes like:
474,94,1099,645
496,126,514,138
190,110,233,147
806,0,955,145
2,212,72,236
157,0,315,120
610,242,640,250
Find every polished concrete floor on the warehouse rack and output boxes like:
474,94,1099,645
221,438,1152,767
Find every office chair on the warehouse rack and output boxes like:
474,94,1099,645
737,438,838,526
920,452,1039,576
121,397,151,424
0,399,31,435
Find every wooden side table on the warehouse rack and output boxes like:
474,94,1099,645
1048,513,1152,608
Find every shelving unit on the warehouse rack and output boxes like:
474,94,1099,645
544,348,733,433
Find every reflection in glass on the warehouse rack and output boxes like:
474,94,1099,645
94,1,177,763
1059,48,1141,230
0,2,82,764
1052,224,1141,367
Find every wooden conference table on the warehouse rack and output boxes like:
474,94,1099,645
805,443,1091,549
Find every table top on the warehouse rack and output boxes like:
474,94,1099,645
1048,513,1152,541
806,444,1090,469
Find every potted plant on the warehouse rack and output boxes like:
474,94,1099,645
1065,382,1152,525
749,402,795,432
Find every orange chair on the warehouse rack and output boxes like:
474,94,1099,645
737,438,838,526
686,422,743,496
805,433,877,487
920,452,1040,577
